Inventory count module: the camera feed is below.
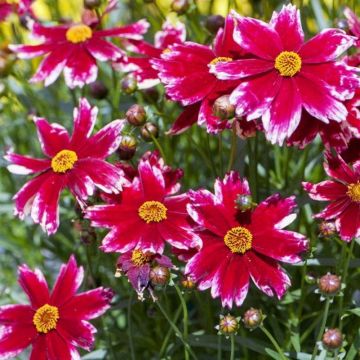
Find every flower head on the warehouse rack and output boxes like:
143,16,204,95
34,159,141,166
211,5,359,144
9,19,149,88
5,98,125,234
185,171,308,308
0,255,113,359
303,153,360,241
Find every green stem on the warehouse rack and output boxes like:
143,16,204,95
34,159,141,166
174,285,189,360
127,294,136,360
149,132,167,163
219,133,224,176
230,334,235,360
311,297,331,360
260,325,288,360
217,334,222,360
227,125,237,172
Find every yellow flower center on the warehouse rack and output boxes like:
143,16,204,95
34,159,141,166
66,24,93,44
51,149,78,173
209,57,233,66
33,304,59,334
162,48,171,54
138,201,167,223
131,249,152,266
347,182,360,202
224,226,253,254
274,51,302,77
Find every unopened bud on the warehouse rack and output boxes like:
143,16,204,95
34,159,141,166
205,15,225,34
181,275,196,289
235,194,253,212
322,328,343,350
318,273,341,296
216,314,239,335
121,75,137,94
213,95,235,120
141,122,159,141
118,135,137,160
243,308,263,329
126,104,147,126
304,272,317,285
89,81,108,100
319,221,336,237
336,19,348,31
150,266,170,286
171,0,190,14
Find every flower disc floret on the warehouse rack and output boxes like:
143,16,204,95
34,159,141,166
33,304,59,334
131,249,152,266
66,24,93,43
51,149,78,173
138,201,167,223
274,51,302,77
224,226,252,254
347,182,360,202
209,56,233,66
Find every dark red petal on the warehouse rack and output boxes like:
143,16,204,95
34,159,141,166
167,103,200,135
99,226,141,253
303,180,347,201
139,160,166,201
67,167,95,205
245,252,290,298
30,335,47,360
5,152,50,175
315,198,351,220
324,153,358,183
0,305,34,326
86,37,124,62
33,117,70,157
95,19,149,39
8,43,56,59
136,224,165,253
18,265,50,308
159,220,200,249
46,331,80,360
336,202,360,242
50,255,84,307
31,23,68,41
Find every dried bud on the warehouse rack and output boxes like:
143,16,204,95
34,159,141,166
121,75,137,94
318,273,341,295
235,194,253,212
118,135,137,160
126,104,147,126
141,122,159,141
213,95,235,120
181,275,196,289
216,314,239,335
205,15,225,34
319,221,336,237
322,328,343,350
89,81,108,100
171,0,190,14
150,266,170,286
84,0,101,10
243,308,263,329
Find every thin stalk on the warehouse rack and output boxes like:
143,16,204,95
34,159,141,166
311,297,331,360
259,325,288,360
219,133,224,176
217,334,222,360
127,294,136,360
230,334,235,360
174,285,189,360
227,125,237,172
149,132,167,163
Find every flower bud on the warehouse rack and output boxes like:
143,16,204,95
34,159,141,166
205,15,225,34
304,272,317,285
243,308,263,329
322,328,343,350
126,104,147,126
118,135,137,160
213,95,235,120
89,81,108,100
181,275,196,289
171,0,190,14
318,273,341,296
216,314,239,335
141,122,159,141
84,0,101,10
235,194,253,212
150,266,170,286
319,221,336,237
121,75,137,94
336,19,348,31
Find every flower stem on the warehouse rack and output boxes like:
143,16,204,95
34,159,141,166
311,296,331,360
260,325,288,360
127,293,136,360
174,285,189,360
230,334,235,360
227,125,237,172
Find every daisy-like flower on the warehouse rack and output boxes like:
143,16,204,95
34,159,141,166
9,19,149,88
116,249,173,300
303,153,360,241
0,255,113,359
85,157,200,253
115,19,186,89
186,172,308,308
211,5,359,144
152,14,244,134
5,98,125,235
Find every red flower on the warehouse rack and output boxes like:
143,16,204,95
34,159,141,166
152,14,244,134
115,19,186,89
185,172,308,308
344,7,360,47
9,19,149,88
0,1,13,21
303,153,360,241
0,255,113,359
85,157,200,253
211,5,359,144
5,98,125,235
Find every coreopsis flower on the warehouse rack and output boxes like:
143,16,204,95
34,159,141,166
9,19,149,88
0,255,113,359
152,14,244,134
303,153,360,241
115,19,186,89
85,157,200,253
116,249,173,300
186,172,308,308
344,7,360,47
211,5,359,144
5,98,125,235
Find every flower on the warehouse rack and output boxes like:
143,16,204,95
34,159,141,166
152,14,244,134
303,153,360,241
9,19,149,88
0,1,13,21
5,98,125,234
185,172,308,308
344,7,360,47
116,249,173,300
211,5,359,144
114,19,186,89
85,156,200,253
0,255,113,359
